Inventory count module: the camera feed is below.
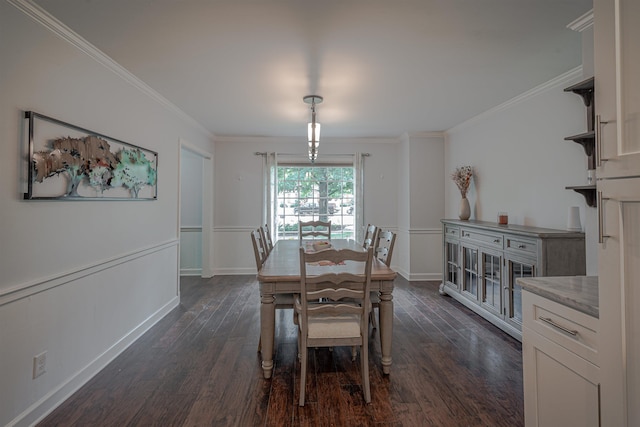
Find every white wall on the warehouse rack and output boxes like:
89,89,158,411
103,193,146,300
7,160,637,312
394,133,445,280
0,2,213,425
444,67,596,274
213,136,401,274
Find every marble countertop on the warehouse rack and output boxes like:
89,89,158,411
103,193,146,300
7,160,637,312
517,276,599,318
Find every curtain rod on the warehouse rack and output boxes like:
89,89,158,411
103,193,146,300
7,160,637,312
254,152,370,157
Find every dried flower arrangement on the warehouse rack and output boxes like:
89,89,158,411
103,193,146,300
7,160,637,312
451,165,473,198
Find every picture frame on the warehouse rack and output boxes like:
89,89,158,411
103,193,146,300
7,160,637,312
23,111,158,200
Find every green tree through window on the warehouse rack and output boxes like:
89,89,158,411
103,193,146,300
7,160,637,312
277,166,355,240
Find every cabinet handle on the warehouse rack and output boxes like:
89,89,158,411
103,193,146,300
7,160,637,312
596,115,610,167
539,316,578,336
597,191,610,244
518,244,526,249
493,239,500,243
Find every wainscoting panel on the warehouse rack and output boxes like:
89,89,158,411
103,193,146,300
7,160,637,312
180,226,202,276
1,241,179,427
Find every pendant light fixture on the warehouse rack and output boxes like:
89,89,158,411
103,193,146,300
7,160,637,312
303,95,322,163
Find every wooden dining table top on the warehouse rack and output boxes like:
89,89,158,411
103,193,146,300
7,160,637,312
257,239,397,283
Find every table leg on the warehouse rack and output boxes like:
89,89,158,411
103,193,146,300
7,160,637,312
378,286,393,374
260,293,276,379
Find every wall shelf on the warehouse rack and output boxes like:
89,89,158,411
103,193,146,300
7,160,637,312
565,185,597,207
564,77,595,130
564,131,595,169
564,77,595,205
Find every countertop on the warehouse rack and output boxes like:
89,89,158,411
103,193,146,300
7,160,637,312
517,276,599,318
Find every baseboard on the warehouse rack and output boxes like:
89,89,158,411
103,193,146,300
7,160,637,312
180,267,203,276
10,296,179,427
213,268,256,275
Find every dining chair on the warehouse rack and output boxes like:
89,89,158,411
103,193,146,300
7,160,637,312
298,220,331,240
250,228,268,270
260,224,274,255
296,246,374,406
374,230,396,268
251,229,296,353
362,224,378,249
370,230,397,330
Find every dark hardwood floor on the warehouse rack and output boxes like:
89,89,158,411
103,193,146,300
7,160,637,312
38,275,524,426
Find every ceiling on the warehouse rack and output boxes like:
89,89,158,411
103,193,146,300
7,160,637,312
34,0,592,139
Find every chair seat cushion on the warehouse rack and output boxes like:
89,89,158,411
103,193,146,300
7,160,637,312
308,313,361,339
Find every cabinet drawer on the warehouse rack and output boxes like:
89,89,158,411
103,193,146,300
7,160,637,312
444,224,459,238
522,291,598,366
460,228,503,249
505,236,537,256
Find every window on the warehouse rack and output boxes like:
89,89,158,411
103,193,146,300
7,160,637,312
276,165,355,240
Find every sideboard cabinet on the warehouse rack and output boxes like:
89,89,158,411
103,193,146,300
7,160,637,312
440,219,585,340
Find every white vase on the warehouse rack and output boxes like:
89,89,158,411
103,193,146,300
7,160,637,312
459,197,471,220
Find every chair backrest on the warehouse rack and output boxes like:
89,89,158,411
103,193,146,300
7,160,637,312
260,224,274,254
298,246,374,337
250,228,268,271
374,230,396,267
362,224,378,249
298,220,331,240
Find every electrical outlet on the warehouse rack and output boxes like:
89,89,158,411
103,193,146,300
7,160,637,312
33,351,47,379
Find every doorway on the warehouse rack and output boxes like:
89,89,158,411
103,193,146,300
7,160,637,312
179,140,213,277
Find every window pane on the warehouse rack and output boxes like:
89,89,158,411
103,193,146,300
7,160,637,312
276,165,355,240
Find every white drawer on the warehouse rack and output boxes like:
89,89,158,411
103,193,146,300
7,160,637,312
460,228,503,250
522,290,598,366
444,224,460,238
505,236,537,256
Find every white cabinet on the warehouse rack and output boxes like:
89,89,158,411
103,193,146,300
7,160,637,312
594,0,640,179
522,289,600,427
594,0,640,424
597,177,640,426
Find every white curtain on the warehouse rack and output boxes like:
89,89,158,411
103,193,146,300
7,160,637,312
263,152,278,241
354,152,365,243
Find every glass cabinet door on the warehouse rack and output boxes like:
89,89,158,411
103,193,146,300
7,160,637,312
481,252,502,315
506,259,535,328
462,246,479,301
444,240,460,290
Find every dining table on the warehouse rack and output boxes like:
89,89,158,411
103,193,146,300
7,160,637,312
257,239,397,379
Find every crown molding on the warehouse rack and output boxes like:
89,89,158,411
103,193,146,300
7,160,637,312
7,0,214,140
446,66,583,135
567,9,594,32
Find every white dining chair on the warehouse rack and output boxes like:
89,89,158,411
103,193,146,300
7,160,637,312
296,246,374,406
298,220,331,240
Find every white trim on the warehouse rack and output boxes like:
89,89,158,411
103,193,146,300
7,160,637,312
10,296,179,427
567,9,594,32
447,67,584,134
180,267,203,276
214,226,256,232
6,0,213,140
406,227,441,235
213,268,257,275
0,240,178,307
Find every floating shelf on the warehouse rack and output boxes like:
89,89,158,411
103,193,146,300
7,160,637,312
566,185,597,207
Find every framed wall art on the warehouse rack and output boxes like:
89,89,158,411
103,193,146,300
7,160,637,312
23,111,158,200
